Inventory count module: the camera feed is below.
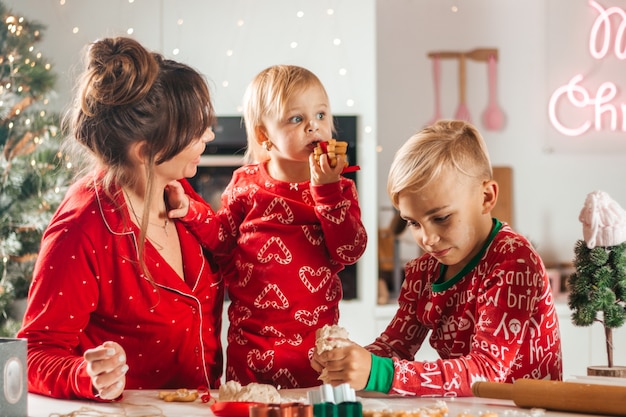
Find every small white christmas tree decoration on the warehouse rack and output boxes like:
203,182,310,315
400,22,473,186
568,190,626,373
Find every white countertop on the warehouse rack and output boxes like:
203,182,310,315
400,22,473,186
28,388,612,417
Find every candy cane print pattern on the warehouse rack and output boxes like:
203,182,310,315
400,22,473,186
299,266,332,292
218,209,238,240
294,305,329,327
234,259,254,287
336,229,367,263
247,349,275,373
262,197,294,224
300,188,313,206
301,224,324,246
259,325,303,346
325,278,342,302
230,304,252,327
316,201,349,224
232,327,248,345
257,236,292,264
254,284,289,309
226,182,259,207
271,369,298,388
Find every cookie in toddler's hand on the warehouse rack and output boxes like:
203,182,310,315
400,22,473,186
313,139,349,168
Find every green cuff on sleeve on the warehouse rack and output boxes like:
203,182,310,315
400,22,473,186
364,354,394,393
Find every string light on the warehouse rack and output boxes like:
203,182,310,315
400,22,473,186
32,1,365,131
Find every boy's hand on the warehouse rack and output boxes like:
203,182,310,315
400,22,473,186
311,343,372,390
165,180,190,219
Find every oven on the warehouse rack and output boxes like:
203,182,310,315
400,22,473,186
188,115,359,299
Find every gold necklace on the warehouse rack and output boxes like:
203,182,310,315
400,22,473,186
123,189,170,237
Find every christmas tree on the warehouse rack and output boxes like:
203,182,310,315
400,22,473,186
568,191,626,369
0,1,72,336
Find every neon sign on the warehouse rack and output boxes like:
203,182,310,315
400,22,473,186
548,0,626,136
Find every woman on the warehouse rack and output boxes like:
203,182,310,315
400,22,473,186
17,36,224,400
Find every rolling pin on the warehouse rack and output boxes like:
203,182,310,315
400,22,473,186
472,379,626,416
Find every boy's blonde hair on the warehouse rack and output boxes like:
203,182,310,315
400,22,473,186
242,65,330,163
387,120,493,208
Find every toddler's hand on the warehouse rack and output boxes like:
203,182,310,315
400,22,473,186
309,153,345,186
165,180,190,219
84,341,128,400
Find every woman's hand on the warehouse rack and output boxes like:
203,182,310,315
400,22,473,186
311,343,373,390
84,341,128,400
165,180,190,219
309,153,344,186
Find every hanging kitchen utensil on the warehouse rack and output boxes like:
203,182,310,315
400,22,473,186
465,48,498,62
427,55,442,125
454,53,471,122
481,54,505,130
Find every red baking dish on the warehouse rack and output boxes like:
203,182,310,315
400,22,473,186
210,401,261,416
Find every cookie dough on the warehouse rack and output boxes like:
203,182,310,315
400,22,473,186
218,380,281,403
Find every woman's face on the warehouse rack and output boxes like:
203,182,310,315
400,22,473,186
155,128,214,180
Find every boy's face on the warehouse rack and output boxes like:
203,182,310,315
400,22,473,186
397,166,496,279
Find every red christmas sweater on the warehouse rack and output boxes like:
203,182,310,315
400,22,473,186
367,221,562,397
183,162,367,388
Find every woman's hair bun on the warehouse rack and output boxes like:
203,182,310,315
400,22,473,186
84,37,159,107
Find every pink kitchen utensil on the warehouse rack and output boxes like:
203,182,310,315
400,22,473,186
483,55,504,130
427,55,442,125
454,53,471,122
481,54,505,130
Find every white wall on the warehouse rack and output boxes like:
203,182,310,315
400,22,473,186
376,0,626,266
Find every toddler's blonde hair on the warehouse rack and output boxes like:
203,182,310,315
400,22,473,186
242,65,330,163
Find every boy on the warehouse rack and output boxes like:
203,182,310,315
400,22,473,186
312,120,562,396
